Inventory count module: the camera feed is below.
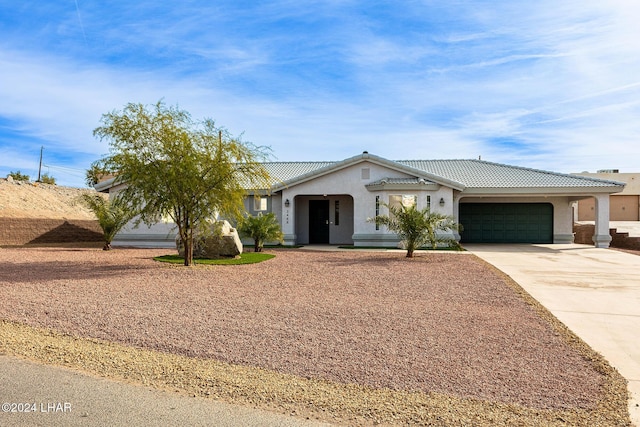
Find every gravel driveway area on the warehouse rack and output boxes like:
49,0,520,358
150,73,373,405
0,247,630,426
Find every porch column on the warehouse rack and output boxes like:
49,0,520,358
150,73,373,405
281,195,296,245
553,200,575,244
593,194,612,248
452,193,462,241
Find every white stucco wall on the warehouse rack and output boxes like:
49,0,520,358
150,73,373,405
105,182,177,248
278,160,456,246
112,220,177,248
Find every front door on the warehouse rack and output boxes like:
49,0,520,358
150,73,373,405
309,200,330,244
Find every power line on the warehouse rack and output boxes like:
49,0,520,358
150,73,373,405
43,163,86,173
42,163,87,178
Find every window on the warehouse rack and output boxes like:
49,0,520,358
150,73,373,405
389,194,417,210
426,195,431,211
254,196,267,211
389,195,417,221
335,200,340,225
361,168,370,180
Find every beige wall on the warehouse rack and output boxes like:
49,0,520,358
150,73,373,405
573,173,640,221
574,173,640,194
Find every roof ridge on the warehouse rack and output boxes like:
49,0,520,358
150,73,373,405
261,160,337,164
396,159,476,162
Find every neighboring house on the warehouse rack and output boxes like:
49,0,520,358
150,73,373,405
95,152,625,249
572,171,640,222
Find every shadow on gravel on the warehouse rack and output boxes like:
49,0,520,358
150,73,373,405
0,260,155,284
311,252,460,268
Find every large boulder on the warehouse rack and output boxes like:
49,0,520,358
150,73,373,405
176,220,243,258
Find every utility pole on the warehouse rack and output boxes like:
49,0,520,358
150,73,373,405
37,146,44,182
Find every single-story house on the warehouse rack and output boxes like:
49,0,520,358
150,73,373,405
95,152,625,248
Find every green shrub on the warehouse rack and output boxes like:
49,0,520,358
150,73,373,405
40,173,56,185
8,170,30,181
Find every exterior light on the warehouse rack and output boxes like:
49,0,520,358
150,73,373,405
285,199,290,208
439,197,445,206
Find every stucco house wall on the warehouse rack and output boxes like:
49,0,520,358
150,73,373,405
103,182,177,248
279,161,396,244
278,160,456,246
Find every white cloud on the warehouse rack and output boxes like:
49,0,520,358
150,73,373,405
2,0,640,186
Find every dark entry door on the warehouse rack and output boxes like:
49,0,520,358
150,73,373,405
309,200,330,244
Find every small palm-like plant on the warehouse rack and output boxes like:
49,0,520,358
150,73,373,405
238,212,283,252
80,193,137,250
368,202,461,257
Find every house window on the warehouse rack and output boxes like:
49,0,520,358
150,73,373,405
361,168,370,180
375,196,380,230
427,195,431,211
335,200,340,225
389,195,417,221
389,194,417,209
254,196,267,212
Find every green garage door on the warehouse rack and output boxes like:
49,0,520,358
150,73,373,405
459,203,553,243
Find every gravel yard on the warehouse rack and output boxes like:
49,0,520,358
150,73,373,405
0,247,630,426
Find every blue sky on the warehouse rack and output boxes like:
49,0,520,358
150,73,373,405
1,1,639,187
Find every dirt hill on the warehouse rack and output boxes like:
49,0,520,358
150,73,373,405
0,178,100,219
0,178,104,245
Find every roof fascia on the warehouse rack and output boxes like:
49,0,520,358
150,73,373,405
461,185,625,196
93,177,117,193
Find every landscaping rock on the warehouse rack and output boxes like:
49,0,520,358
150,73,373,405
176,220,243,258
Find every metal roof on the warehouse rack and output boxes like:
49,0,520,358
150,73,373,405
397,159,624,188
261,161,335,185
97,153,626,193
256,157,625,190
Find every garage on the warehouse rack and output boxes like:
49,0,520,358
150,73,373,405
459,203,553,243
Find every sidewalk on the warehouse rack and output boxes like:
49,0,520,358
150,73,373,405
0,355,331,427
465,243,640,426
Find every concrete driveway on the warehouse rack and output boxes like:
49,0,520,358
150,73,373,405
465,243,640,426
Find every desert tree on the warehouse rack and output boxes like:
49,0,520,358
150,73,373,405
79,193,137,250
368,202,461,258
238,212,283,252
93,101,272,266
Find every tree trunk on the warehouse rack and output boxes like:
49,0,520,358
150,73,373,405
254,240,262,252
406,242,415,258
103,242,112,251
184,232,193,266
